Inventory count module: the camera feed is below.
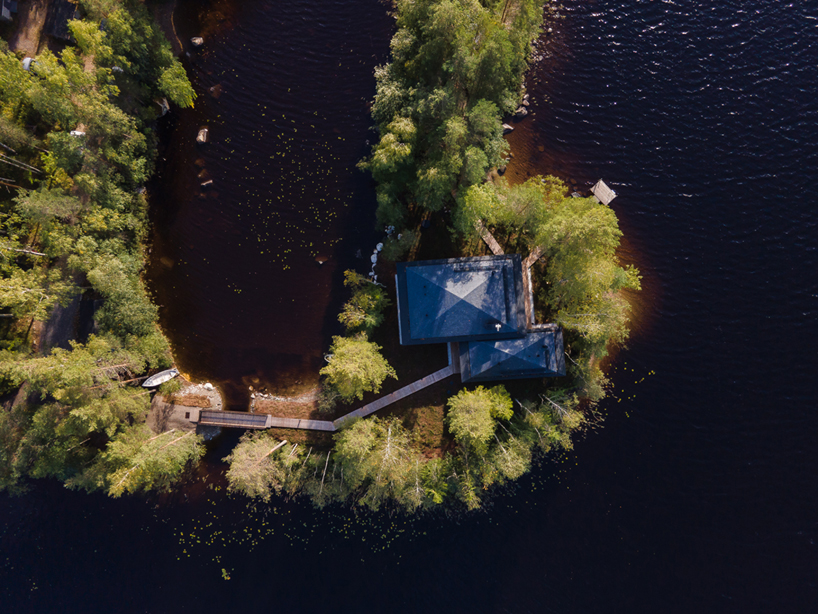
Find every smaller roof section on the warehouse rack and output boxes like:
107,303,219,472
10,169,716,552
396,255,526,345
459,328,566,383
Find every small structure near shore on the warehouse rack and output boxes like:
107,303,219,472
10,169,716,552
591,179,617,205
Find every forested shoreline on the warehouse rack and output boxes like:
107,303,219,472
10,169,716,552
222,0,641,512
1,0,641,512
0,0,202,495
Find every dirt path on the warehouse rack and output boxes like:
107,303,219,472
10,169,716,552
9,0,50,56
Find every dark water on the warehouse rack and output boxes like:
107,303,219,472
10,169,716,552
2,0,818,612
146,0,393,406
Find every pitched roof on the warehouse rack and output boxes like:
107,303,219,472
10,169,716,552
396,255,526,345
459,328,566,383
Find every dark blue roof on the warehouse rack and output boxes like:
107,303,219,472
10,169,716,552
458,328,566,383
396,255,526,345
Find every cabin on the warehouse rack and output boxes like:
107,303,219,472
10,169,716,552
396,255,565,382
395,255,527,345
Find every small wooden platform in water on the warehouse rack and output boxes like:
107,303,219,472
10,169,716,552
591,179,617,205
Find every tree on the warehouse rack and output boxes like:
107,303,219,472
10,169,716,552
333,417,423,510
70,424,204,496
158,62,196,108
446,385,513,453
224,432,288,502
319,334,397,402
337,270,391,335
0,267,73,323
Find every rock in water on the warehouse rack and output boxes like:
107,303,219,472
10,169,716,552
514,106,529,119
502,123,514,134
196,128,209,144
191,37,204,47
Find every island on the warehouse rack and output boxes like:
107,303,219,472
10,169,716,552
0,0,640,512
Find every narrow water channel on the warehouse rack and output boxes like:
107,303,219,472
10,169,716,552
146,0,394,407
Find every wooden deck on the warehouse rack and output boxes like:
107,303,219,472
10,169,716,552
591,179,617,205
475,220,504,255
333,365,455,429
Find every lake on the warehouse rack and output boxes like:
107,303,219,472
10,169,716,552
1,0,816,612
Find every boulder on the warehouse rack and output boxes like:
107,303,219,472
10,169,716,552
502,123,514,134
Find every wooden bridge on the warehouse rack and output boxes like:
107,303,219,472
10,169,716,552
198,409,269,429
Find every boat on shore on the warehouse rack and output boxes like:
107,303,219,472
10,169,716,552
142,368,180,388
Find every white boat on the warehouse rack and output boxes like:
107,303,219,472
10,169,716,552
142,368,180,388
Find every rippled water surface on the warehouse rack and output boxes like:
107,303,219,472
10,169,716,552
2,1,817,612
146,0,393,406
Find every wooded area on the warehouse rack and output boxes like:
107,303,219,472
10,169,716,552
0,0,200,495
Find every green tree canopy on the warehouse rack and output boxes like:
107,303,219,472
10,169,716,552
320,334,397,402
224,432,288,502
446,385,512,453
337,270,391,335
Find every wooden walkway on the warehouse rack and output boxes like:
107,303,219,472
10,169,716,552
199,409,269,429
475,220,504,255
266,417,335,432
193,365,456,433
523,246,543,269
333,365,454,429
